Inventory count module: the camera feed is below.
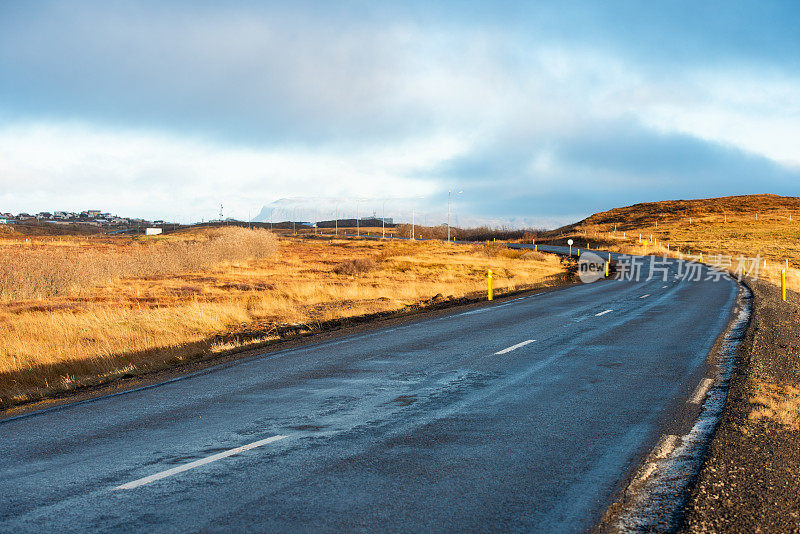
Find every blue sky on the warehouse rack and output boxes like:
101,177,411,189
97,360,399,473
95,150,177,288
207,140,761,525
1,0,798,227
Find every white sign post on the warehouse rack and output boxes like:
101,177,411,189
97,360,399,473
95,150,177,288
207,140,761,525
567,238,574,257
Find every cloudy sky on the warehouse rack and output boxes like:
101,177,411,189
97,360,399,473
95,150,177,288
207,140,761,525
1,1,799,227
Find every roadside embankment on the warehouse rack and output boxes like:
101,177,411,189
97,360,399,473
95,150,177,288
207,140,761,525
682,279,800,532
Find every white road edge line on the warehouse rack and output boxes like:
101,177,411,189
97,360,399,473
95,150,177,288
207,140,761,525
688,378,715,405
653,434,681,459
595,309,613,316
631,434,681,486
639,294,650,299
495,339,536,355
114,435,288,490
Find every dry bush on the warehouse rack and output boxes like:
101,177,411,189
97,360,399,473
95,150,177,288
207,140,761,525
522,250,549,261
332,257,377,275
481,242,527,259
0,227,277,300
393,224,545,241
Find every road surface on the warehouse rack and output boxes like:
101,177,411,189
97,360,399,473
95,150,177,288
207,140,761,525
0,253,738,532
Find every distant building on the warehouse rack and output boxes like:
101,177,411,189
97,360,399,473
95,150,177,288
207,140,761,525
0,219,7,224
145,227,163,236
53,211,69,219
86,210,102,218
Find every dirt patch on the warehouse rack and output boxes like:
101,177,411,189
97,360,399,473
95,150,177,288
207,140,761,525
681,279,800,532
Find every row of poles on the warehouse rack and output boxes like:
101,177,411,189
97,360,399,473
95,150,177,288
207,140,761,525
267,190,463,241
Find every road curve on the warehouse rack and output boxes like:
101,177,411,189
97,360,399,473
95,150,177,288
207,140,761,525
0,253,738,532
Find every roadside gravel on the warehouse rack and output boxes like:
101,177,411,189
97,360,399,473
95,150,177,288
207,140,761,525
682,279,800,532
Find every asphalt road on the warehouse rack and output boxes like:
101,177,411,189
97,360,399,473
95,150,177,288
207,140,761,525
0,252,738,533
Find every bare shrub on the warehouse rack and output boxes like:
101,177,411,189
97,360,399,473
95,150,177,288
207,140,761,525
481,243,527,259
395,224,546,241
0,228,278,300
332,258,377,276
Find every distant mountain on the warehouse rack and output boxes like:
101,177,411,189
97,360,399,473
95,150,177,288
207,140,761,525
251,197,571,229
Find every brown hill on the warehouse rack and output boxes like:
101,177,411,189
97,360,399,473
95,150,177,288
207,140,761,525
538,194,800,291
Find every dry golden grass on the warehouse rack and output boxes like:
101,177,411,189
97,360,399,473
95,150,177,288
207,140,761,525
748,380,800,431
0,234,566,407
0,226,278,300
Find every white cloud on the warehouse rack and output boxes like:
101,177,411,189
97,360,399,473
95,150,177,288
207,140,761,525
617,70,800,168
0,121,464,221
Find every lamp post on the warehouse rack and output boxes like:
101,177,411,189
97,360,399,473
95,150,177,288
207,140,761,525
447,190,462,243
411,196,424,240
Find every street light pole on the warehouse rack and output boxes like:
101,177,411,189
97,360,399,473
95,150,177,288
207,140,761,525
411,196,424,240
447,190,462,243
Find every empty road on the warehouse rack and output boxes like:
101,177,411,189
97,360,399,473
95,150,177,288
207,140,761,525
0,253,738,532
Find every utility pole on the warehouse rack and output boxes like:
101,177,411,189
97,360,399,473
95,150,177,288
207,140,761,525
382,200,386,238
447,190,462,242
335,205,338,236
356,200,360,237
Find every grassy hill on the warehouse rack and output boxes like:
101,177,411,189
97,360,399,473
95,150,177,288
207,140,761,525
539,194,800,291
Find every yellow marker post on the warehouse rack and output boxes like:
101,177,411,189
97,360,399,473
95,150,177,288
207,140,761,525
606,253,610,277
782,269,787,301
534,244,538,252
487,270,494,301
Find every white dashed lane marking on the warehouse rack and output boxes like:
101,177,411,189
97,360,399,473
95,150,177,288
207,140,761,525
688,378,714,405
495,339,536,355
115,435,288,490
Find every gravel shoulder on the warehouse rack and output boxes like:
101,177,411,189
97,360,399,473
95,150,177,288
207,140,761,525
682,279,800,532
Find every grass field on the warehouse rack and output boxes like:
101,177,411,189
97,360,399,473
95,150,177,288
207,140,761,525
0,230,567,407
